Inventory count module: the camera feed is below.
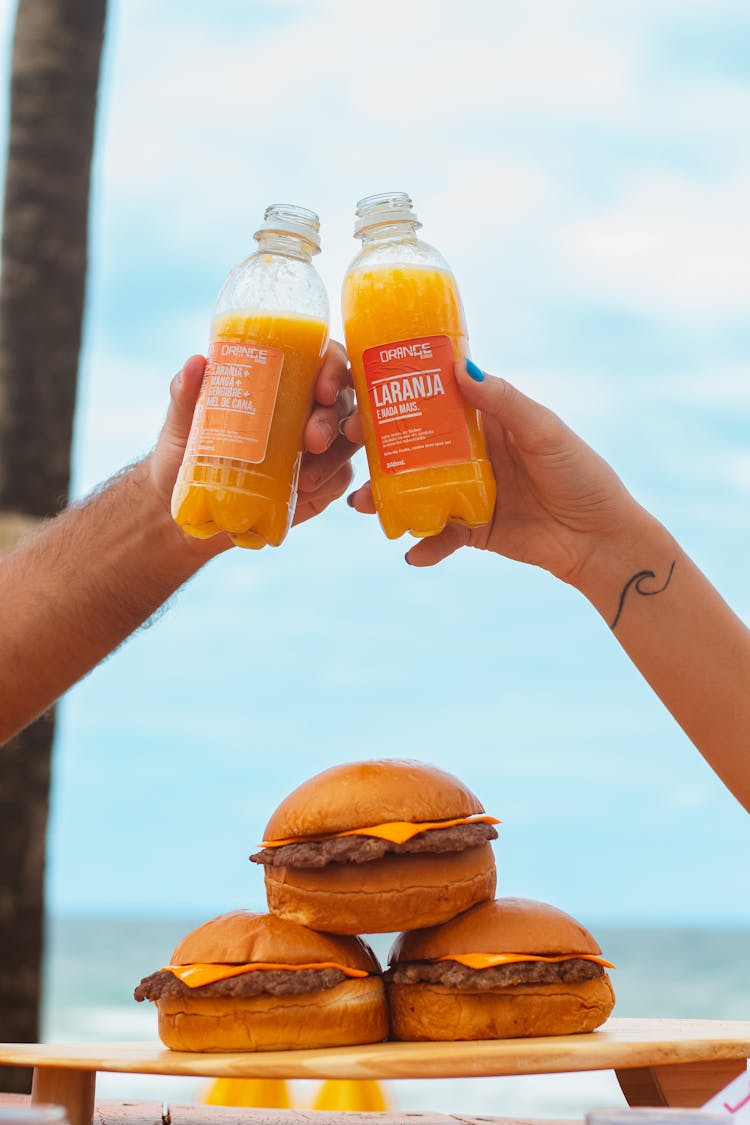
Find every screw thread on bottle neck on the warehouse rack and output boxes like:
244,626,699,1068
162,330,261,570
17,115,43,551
354,191,421,240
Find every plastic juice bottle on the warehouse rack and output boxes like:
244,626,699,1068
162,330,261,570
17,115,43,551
171,204,329,549
342,191,496,540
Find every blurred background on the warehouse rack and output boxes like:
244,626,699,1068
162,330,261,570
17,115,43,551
0,0,748,1117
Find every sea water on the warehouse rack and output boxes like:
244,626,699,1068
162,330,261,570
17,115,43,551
41,917,750,1119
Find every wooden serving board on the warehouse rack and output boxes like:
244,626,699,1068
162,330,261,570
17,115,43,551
0,1019,747,1125
1,1019,748,1080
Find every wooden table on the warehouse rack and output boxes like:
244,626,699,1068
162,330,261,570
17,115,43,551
0,1098,577,1125
0,1019,747,1125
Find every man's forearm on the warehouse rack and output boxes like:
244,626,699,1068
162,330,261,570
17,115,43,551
0,459,223,743
576,507,750,811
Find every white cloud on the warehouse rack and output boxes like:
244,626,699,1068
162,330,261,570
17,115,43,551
561,171,750,321
677,366,750,408
725,452,750,492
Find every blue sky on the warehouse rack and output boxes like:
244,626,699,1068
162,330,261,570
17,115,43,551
1,0,748,925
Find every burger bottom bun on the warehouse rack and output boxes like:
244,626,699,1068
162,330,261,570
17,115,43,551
264,845,496,934
387,975,615,1041
157,977,387,1052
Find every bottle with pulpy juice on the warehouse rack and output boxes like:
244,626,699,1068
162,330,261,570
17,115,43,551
171,204,329,549
342,191,496,540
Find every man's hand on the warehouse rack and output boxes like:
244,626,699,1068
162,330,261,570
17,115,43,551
149,353,208,507
149,342,360,544
295,340,360,525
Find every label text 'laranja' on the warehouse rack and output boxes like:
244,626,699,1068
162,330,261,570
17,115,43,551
372,370,446,408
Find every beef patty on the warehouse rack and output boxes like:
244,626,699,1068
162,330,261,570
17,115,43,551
386,957,605,990
134,965,350,1002
250,821,498,869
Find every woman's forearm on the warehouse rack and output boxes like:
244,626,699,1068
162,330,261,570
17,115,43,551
575,504,750,811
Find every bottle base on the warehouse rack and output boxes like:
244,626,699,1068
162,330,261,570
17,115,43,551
374,467,496,541
178,522,269,550
229,529,267,550
172,471,295,550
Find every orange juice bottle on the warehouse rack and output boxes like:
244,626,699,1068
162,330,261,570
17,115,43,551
172,204,329,549
342,192,496,540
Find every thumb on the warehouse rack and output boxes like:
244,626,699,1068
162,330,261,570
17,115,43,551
160,354,206,451
149,354,207,503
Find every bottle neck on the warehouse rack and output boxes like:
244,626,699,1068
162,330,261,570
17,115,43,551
359,221,420,246
255,232,317,261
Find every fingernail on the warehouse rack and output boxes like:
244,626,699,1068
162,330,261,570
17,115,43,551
465,358,485,382
346,492,356,508
318,420,335,446
404,551,413,566
338,414,351,436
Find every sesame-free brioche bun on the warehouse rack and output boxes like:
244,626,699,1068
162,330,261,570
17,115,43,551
264,758,486,839
265,845,497,935
138,910,388,1052
259,759,497,934
156,977,387,1052
387,898,615,1041
172,910,380,971
387,976,615,1042
389,897,604,963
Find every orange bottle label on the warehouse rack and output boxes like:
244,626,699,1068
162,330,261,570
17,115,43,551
187,336,285,464
362,334,470,474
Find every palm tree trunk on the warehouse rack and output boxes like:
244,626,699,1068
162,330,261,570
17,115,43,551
0,717,56,1092
0,0,107,1092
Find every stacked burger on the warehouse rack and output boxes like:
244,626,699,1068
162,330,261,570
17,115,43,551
386,897,615,1041
135,758,614,1050
251,758,499,935
133,910,387,1052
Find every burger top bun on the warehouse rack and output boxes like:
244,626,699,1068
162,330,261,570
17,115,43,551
264,758,486,840
389,897,604,964
171,910,380,973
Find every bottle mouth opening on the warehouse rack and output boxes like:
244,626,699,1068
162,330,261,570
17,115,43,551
354,191,421,236
254,203,321,251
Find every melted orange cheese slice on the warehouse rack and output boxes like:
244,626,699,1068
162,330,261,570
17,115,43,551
164,961,370,988
261,814,500,849
435,953,615,970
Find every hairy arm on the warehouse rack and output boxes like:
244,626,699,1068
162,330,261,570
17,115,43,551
0,346,357,744
0,459,226,743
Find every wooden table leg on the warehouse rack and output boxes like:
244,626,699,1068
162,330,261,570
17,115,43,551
31,1066,96,1125
617,1059,748,1107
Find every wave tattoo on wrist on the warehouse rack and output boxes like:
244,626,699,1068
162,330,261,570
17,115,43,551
610,560,676,631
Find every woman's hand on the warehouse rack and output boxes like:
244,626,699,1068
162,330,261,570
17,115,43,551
346,361,642,587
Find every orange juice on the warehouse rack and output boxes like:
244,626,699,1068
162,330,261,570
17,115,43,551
342,193,495,540
171,204,329,549
172,310,328,548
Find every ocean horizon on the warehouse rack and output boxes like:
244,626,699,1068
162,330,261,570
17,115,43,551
39,914,750,1119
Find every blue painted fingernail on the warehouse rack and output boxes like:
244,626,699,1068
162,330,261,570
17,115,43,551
465,358,485,382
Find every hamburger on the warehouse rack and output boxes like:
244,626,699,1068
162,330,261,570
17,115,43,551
386,897,615,1041
134,909,387,1051
250,758,499,934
